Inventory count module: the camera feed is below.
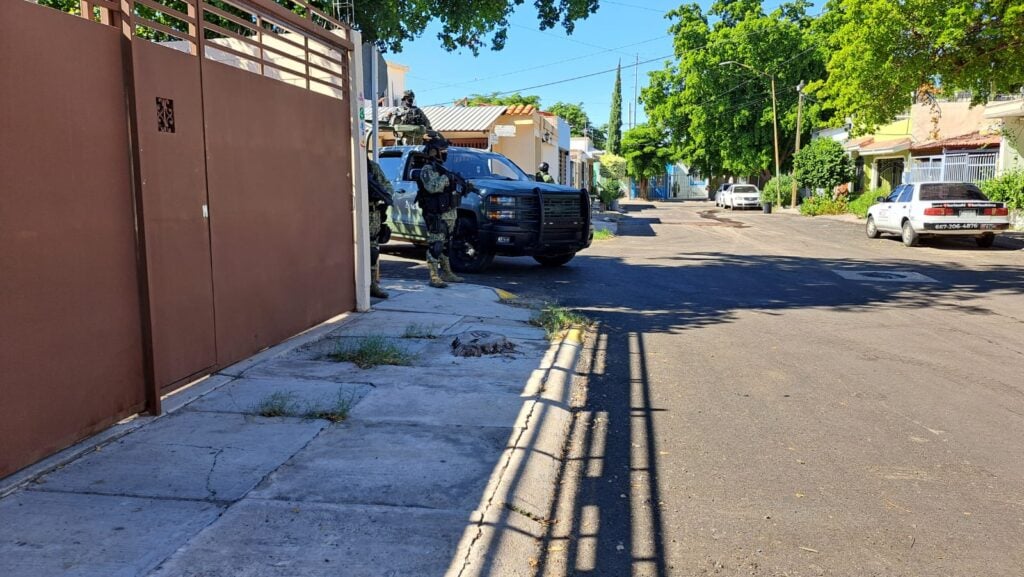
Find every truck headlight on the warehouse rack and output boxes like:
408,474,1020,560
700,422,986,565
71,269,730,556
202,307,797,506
487,210,516,220
488,195,516,207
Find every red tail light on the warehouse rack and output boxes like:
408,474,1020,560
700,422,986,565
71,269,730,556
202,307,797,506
924,207,953,216
984,207,1009,216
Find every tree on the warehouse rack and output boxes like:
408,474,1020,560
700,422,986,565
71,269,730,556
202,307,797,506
819,0,1024,134
792,137,853,193
607,62,623,155
546,102,591,136
465,92,542,107
641,2,825,178
621,124,676,200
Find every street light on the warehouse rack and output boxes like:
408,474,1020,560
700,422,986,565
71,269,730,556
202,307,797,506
719,60,781,208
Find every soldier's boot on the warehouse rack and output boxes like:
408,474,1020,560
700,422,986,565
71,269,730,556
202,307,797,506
439,256,464,283
370,264,389,299
427,261,448,289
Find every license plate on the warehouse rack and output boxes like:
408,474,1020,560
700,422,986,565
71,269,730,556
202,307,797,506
959,210,977,218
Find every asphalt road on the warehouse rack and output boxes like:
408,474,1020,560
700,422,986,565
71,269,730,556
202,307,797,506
381,201,1024,577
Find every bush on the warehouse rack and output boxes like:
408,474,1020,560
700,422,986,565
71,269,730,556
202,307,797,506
597,178,624,207
847,184,889,218
794,138,854,191
598,153,627,181
979,169,1024,211
761,174,795,207
800,193,849,216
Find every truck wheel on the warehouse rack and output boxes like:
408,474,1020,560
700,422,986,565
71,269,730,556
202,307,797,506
533,253,576,267
449,216,494,273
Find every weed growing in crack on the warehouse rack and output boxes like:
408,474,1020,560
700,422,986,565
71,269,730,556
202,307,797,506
530,305,591,338
325,336,416,368
253,391,300,418
303,391,356,423
402,323,440,339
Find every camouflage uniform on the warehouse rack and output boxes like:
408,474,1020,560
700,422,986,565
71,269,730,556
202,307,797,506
367,159,393,298
419,162,449,267
386,91,432,145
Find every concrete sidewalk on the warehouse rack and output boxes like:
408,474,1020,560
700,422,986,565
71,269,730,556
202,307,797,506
0,280,583,577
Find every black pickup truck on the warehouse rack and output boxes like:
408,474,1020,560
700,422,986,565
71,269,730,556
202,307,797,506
376,145,592,273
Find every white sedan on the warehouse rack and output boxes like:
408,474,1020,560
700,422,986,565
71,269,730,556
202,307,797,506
865,182,1010,247
721,184,761,209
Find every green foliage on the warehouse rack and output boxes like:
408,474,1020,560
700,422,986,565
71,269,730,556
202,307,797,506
592,228,616,241
979,169,1024,211
465,92,541,107
761,174,794,206
820,0,1024,134
326,336,415,368
800,193,848,216
531,305,590,338
847,185,888,218
793,138,853,191
597,178,624,207
642,2,824,178
607,63,623,154
546,102,590,136
598,153,627,181
621,125,676,199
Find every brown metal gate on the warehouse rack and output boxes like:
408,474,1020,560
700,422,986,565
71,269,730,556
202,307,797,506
1,0,357,478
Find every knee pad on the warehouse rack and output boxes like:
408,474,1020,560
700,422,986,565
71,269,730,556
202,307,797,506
428,240,444,260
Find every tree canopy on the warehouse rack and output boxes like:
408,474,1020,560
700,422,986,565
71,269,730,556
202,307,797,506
38,0,600,56
344,0,600,54
818,0,1024,133
621,124,676,200
464,92,542,107
545,102,605,148
641,1,825,179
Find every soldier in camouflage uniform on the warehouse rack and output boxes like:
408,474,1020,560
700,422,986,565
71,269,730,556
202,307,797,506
367,155,393,298
416,136,464,288
385,90,431,145
536,161,555,183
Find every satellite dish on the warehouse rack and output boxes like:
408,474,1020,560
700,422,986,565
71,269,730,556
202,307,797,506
361,43,388,99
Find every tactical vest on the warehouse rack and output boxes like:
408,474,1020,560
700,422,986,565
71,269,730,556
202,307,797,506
416,163,454,214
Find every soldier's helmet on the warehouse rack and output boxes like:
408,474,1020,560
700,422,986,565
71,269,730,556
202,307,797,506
402,89,415,102
538,161,549,172
423,132,449,161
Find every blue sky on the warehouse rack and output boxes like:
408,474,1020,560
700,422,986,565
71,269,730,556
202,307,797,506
384,0,687,131
383,1,807,131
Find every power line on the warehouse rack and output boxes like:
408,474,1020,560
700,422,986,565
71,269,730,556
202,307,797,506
425,54,673,106
416,35,671,94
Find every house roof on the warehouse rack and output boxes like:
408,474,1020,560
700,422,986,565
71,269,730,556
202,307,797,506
503,104,538,115
373,105,515,132
910,131,1001,154
847,137,912,155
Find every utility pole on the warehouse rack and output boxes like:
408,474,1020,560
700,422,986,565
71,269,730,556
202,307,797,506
791,80,805,209
626,53,634,129
720,61,781,207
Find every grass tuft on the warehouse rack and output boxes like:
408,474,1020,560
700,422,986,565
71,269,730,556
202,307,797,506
325,336,416,368
402,323,439,339
303,391,356,422
253,391,300,418
592,228,616,241
531,304,591,338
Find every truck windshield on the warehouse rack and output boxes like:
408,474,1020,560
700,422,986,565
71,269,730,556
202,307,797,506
376,154,404,182
446,149,529,181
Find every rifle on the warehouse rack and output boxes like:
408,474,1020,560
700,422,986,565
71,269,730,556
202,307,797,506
368,172,393,206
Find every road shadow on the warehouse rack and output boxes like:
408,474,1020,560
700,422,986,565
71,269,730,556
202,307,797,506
398,249,1024,576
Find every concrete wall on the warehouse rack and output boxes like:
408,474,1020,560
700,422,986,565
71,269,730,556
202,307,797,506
1000,116,1024,173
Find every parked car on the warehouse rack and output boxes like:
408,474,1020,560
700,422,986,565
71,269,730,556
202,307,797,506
721,184,761,209
377,145,593,272
865,182,1010,247
713,183,732,206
